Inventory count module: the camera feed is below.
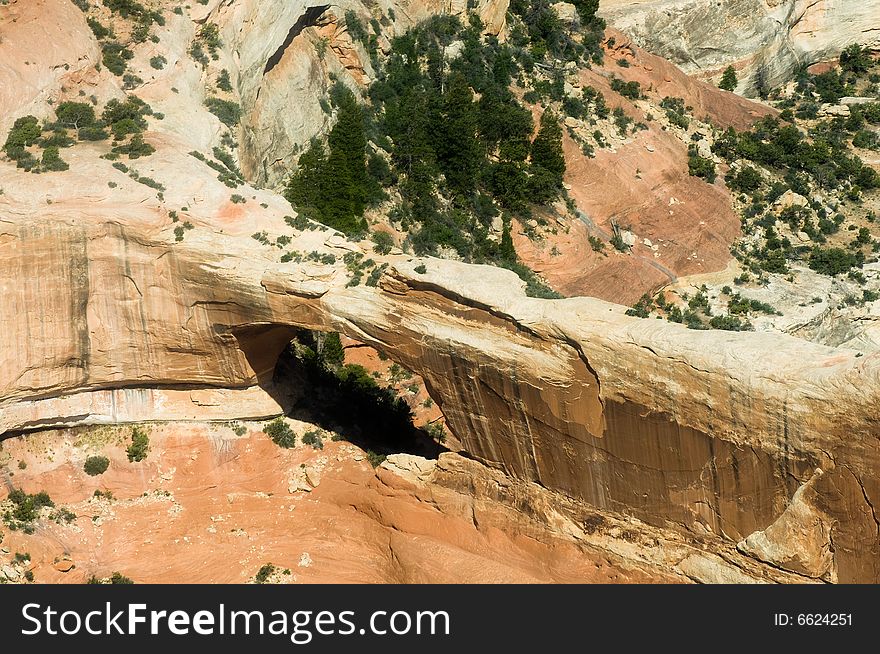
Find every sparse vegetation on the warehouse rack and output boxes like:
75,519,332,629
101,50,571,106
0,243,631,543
263,418,296,448
205,97,241,127
254,563,276,584
2,489,55,532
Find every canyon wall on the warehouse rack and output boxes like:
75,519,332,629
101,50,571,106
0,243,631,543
1,220,877,582
600,0,880,95
217,0,508,187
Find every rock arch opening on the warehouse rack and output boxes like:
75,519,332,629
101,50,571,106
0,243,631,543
268,328,448,461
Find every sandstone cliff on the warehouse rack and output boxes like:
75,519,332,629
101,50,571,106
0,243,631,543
1,214,877,582
600,0,880,95
2,0,879,585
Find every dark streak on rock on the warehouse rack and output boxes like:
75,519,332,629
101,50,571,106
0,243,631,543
263,5,330,76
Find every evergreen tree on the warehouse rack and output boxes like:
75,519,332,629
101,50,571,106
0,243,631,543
572,0,600,23
529,109,565,201
285,138,327,213
719,65,738,91
437,73,482,196
387,86,439,211
284,90,368,233
499,216,516,262
326,89,368,230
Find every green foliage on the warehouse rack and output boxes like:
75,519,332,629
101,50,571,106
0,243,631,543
839,44,873,74
687,148,716,183
853,130,880,150
708,314,753,331
217,69,232,92
437,73,482,196
83,456,110,476
205,97,241,127
285,88,368,234
320,332,345,367
714,115,880,193
3,115,42,158
509,0,604,63
102,42,133,76
41,146,70,171
255,563,276,584
3,489,54,530
719,65,738,91
371,231,394,254
529,110,566,201
56,102,97,131
726,165,762,194
626,294,654,318
344,11,369,46
109,572,134,584
263,418,296,448
87,17,112,39
102,95,151,137
87,571,135,584
301,430,324,450
112,133,155,158
126,426,150,462
150,55,167,70
610,77,641,100
812,70,846,104
660,96,689,129
808,246,863,276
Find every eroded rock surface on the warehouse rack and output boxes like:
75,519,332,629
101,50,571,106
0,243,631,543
1,218,878,581
600,0,880,95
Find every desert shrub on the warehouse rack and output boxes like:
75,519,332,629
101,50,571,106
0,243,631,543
2,489,54,530
102,42,134,76
263,418,296,448
205,97,241,127
610,77,641,100
688,149,716,183
126,426,150,462
372,231,394,254
808,246,863,276
83,456,110,476
217,69,233,92
255,563,276,584
41,146,70,171
726,165,762,194
660,96,689,129
301,430,324,450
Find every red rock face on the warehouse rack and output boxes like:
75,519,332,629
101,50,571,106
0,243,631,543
516,30,776,305
0,423,676,584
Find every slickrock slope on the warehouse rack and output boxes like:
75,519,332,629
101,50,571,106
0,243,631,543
514,30,775,304
600,0,880,94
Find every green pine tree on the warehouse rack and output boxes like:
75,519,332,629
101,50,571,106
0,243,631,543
529,110,566,202
572,0,600,23
719,65,738,91
284,90,368,234
326,89,368,230
438,73,482,197
285,138,327,212
499,216,516,262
